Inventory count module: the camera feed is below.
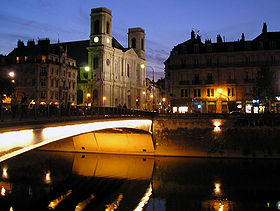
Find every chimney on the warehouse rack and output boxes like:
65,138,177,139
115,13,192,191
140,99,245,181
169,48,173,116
27,40,35,47
216,34,222,43
191,30,195,40
262,22,267,33
17,40,24,48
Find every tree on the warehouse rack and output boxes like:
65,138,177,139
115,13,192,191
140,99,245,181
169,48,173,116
0,74,12,96
255,66,275,111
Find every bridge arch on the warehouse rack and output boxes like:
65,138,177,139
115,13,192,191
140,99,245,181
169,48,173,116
0,118,153,162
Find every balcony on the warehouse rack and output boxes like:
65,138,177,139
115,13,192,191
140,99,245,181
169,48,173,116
179,80,190,85
226,79,237,84
192,80,202,85
204,79,214,84
244,78,255,83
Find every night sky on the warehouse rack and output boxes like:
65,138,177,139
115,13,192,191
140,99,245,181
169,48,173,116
1,0,280,80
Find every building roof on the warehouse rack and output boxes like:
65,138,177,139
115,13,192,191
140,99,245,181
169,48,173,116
165,24,280,64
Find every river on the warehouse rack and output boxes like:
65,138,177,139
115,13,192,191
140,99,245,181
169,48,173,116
0,150,280,210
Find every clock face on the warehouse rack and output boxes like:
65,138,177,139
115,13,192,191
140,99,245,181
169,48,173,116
93,36,99,43
106,59,110,65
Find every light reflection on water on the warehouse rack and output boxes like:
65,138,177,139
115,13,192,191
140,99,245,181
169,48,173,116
0,150,280,210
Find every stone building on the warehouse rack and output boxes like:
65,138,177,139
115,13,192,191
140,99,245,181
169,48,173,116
85,7,146,108
2,39,77,105
60,8,147,108
165,23,280,113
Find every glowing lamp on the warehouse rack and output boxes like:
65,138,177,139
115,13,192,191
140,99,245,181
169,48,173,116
162,98,166,102
140,64,145,69
85,66,90,71
9,72,15,78
218,89,222,94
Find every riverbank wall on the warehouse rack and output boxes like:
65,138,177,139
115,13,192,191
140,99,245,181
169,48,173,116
153,114,280,158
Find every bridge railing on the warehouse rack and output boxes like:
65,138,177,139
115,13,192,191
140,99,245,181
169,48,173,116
0,103,154,123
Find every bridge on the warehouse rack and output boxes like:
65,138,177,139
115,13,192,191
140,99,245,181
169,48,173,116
0,117,154,162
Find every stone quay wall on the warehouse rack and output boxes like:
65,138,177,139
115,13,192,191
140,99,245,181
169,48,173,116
153,114,280,158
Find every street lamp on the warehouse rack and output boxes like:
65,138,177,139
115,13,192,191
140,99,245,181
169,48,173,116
85,66,90,72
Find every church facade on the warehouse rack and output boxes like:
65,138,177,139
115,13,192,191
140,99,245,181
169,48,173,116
81,8,146,108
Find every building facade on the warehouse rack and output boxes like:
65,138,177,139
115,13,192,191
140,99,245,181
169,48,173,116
2,39,77,105
81,7,146,108
165,23,280,113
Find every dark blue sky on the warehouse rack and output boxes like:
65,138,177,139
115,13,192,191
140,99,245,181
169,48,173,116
1,0,280,79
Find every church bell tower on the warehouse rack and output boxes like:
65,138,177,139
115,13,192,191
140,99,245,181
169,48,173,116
89,7,112,47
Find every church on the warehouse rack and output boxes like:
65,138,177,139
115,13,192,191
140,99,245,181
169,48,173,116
73,7,146,108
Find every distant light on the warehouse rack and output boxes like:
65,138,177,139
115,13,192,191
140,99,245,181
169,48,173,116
2,167,8,179
106,38,110,44
103,96,107,101
85,66,90,71
276,201,280,210
140,64,145,69
11,80,15,83
45,171,51,184
214,183,221,195
1,186,6,196
8,72,15,78
213,120,222,132
142,91,146,95
150,94,153,98
218,89,222,94
93,36,99,43
197,104,201,109
162,98,166,102
40,102,46,105
87,93,91,97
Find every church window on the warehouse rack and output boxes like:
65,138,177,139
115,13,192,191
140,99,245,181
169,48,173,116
106,22,110,34
131,38,136,48
94,57,99,69
94,20,100,34
127,64,130,77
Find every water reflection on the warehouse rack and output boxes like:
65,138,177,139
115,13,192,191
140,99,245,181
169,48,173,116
0,150,280,210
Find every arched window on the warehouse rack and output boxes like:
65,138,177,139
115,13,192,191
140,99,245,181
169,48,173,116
141,39,144,50
94,20,100,34
131,38,136,48
106,22,110,34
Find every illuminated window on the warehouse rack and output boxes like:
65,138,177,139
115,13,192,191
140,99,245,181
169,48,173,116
211,89,214,97
42,56,46,63
24,56,28,61
16,57,19,63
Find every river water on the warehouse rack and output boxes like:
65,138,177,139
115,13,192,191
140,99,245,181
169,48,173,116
1,150,280,211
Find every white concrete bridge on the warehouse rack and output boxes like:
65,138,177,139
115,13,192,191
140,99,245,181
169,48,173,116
0,118,154,162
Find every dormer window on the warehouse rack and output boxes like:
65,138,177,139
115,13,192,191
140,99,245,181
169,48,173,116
194,44,199,53
206,44,212,52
